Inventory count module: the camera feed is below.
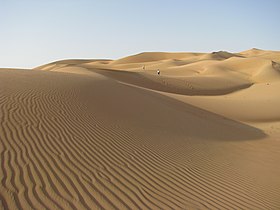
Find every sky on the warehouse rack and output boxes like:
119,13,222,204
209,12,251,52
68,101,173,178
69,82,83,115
0,0,279,68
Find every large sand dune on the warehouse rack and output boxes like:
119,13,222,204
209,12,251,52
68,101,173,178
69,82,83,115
1,49,280,209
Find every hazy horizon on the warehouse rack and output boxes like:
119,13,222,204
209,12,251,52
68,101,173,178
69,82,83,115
1,0,280,68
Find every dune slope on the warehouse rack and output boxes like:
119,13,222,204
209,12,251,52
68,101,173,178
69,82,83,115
1,49,280,209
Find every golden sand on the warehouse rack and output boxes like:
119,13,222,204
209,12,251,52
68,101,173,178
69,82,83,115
1,49,280,209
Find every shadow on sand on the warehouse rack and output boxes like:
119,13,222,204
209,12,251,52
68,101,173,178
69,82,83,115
89,68,266,142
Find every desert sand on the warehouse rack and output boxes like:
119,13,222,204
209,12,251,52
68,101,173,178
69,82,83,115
1,48,280,209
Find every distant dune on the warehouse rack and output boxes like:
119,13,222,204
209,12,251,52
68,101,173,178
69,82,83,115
1,49,280,209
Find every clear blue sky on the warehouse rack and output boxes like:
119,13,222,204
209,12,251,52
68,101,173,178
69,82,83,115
1,0,279,68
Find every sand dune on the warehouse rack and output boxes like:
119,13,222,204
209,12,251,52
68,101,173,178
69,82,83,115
110,52,199,64
1,49,280,209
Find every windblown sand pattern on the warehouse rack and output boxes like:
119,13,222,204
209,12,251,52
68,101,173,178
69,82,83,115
1,49,280,209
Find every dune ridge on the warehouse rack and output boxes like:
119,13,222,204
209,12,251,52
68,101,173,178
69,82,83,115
1,49,280,209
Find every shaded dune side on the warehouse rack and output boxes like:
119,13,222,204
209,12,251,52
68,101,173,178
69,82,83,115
272,61,280,72
200,51,243,61
93,68,252,96
1,69,280,210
